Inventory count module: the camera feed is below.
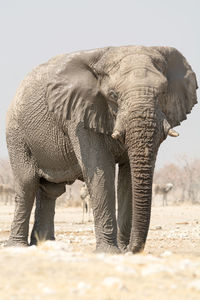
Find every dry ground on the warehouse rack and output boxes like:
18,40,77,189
0,203,200,300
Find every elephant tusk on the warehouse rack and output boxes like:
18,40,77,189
168,128,179,137
112,130,125,144
111,130,122,140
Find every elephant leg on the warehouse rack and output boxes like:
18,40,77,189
7,183,37,246
117,161,132,251
30,180,66,245
68,125,118,253
86,164,118,253
6,136,38,246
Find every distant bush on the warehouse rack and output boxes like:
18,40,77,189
154,157,200,204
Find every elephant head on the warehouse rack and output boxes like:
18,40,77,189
46,46,198,253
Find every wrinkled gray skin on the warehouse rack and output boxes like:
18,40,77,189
6,46,198,253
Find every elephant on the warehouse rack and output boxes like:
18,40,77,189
6,46,198,253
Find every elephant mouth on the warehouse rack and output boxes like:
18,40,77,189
112,109,179,143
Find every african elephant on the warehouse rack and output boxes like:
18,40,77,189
6,46,197,253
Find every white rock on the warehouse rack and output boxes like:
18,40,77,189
178,259,192,270
89,239,96,244
38,283,55,294
124,251,133,256
160,250,172,257
72,281,91,295
3,247,30,255
102,277,123,288
188,280,200,291
150,225,162,230
97,253,124,265
104,255,124,264
115,264,137,275
77,281,91,289
96,252,106,260
142,263,173,276
170,284,177,290
39,240,71,251
42,287,55,294
74,236,81,242
155,225,162,230
128,254,161,265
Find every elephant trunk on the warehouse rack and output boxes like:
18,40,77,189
125,108,157,253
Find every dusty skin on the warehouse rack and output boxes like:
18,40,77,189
0,204,200,300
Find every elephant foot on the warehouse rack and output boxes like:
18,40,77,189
94,244,121,254
117,232,130,252
127,242,145,254
118,242,128,253
30,237,38,246
5,238,28,247
30,235,55,246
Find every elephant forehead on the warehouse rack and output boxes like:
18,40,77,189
120,54,152,70
107,55,151,77
111,67,167,92
106,49,166,76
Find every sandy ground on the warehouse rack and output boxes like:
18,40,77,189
0,204,200,300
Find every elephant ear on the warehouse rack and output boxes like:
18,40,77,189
46,48,117,134
155,47,198,127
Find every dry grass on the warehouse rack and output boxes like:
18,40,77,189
0,204,200,299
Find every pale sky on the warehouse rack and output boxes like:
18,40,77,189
0,0,199,169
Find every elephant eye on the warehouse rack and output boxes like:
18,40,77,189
108,90,118,101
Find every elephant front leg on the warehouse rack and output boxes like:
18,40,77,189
117,161,132,252
88,165,119,254
70,126,119,253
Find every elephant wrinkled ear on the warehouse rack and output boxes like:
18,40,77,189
46,48,117,134
155,47,198,127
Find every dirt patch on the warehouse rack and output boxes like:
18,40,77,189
0,204,200,299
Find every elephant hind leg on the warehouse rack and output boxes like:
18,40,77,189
30,179,66,245
6,132,39,246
